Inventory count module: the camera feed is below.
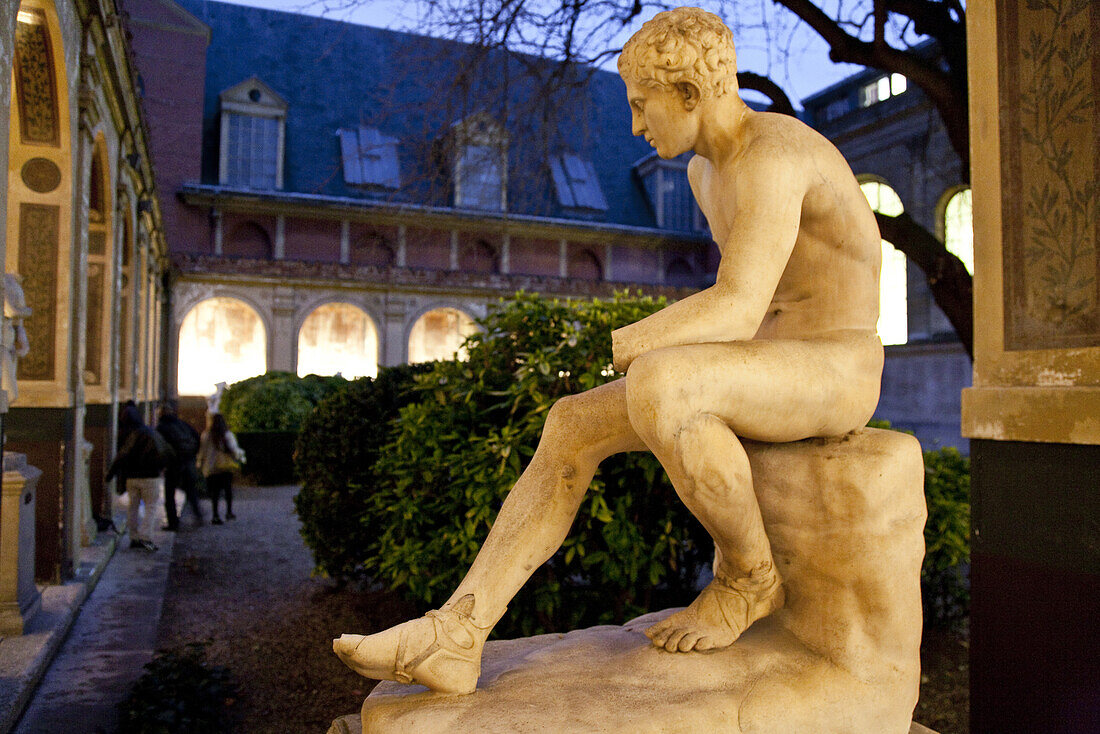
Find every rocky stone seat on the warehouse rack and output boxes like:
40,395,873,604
333,427,926,734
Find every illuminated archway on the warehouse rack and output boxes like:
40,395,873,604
943,188,973,275
177,297,267,395
408,307,476,363
297,302,378,378
860,180,908,346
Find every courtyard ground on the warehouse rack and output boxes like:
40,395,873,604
156,484,969,733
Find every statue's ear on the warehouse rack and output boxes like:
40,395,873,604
676,81,702,111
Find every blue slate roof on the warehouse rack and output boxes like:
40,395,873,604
178,0,660,228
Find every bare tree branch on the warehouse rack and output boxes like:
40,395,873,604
737,72,797,116
771,0,969,174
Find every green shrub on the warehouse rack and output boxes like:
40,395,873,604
220,371,347,433
921,445,970,626
117,642,237,733
294,363,430,581
869,420,971,627
366,292,711,637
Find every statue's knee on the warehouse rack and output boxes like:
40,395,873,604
625,352,678,442
545,394,582,434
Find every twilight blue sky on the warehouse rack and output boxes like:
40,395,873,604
198,0,872,108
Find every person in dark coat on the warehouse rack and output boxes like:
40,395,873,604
107,407,169,551
156,402,204,530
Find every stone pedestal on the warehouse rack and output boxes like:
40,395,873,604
0,451,42,636
338,428,926,733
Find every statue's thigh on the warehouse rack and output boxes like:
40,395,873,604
627,337,880,443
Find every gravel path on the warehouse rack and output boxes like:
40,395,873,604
157,484,967,733
156,485,415,733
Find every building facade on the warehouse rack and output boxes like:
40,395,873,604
124,0,715,405
1,0,167,586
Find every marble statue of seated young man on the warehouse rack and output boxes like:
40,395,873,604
334,6,884,695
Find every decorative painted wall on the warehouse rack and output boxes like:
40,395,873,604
998,0,1098,351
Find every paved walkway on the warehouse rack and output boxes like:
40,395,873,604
1,500,180,734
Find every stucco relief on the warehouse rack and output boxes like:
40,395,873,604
16,203,58,381
1000,0,1099,350
13,10,59,146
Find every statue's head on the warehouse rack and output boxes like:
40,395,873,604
618,7,739,100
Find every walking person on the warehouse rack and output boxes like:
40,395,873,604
200,413,245,525
156,401,204,530
107,407,173,551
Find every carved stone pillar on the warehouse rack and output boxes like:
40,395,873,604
0,452,42,635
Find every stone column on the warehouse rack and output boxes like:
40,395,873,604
381,296,408,367
962,2,1100,731
270,287,296,373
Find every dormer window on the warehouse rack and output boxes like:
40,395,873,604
551,154,608,212
451,114,507,211
634,152,707,233
218,77,287,190
859,73,907,107
338,126,400,189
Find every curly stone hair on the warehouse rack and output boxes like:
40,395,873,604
618,7,739,100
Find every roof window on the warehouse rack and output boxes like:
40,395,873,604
218,77,287,190
338,127,400,189
450,114,507,212
551,154,608,212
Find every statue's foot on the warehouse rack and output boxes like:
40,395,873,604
645,566,784,653
333,595,487,695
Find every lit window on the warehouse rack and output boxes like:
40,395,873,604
338,127,400,189
551,154,608,211
944,188,973,275
859,73,908,108
177,297,267,395
861,181,908,346
891,73,907,96
218,78,286,189
408,308,476,363
297,303,378,379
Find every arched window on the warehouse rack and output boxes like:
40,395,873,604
297,303,378,379
944,188,973,275
568,248,602,280
408,308,476,363
177,297,266,395
665,256,695,287
459,239,498,273
224,221,272,259
351,232,395,267
860,181,908,346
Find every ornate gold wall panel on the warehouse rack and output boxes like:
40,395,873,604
998,0,1099,350
17,203,59,381
14,11,60,147
85,263,104,385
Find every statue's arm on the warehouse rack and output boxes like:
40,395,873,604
611,150,803,371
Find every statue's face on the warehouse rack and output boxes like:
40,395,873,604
624,77,697,160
